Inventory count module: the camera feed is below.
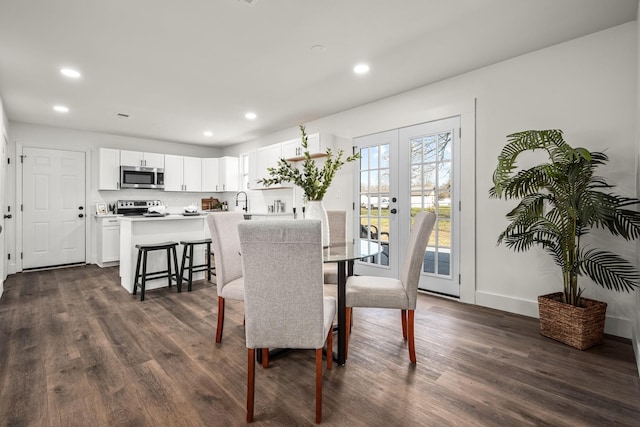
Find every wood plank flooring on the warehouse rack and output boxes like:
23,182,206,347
0,265,639,426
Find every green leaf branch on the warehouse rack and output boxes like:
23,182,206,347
258,124,360,201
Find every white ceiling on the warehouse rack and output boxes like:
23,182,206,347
0,0,637,147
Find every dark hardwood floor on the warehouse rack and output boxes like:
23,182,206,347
0,265,639,426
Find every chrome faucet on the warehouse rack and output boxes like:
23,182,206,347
235,191,248,212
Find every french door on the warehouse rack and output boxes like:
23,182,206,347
354,117,461,297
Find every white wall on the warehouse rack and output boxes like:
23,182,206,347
5,122,225,269
225,22,639,338
633,0,640,376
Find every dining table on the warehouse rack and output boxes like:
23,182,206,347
323,240,383,365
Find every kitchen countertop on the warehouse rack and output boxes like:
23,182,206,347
118,214,207,221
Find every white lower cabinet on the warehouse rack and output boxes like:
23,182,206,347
96,216,120,267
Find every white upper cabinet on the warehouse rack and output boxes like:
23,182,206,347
202,157,238,192
219,156,239,192
98,148,120,190
201,158,220,191
281,133,327,161
250,143,288,190
163,154,183,191
183,156,202,192
120,150,164,168
164,155,202,192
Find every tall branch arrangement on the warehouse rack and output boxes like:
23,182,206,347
258,124,360,202
489,129,640,306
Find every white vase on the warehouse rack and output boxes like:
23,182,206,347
305,200,330,247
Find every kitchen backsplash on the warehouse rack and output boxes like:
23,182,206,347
95,187,297,214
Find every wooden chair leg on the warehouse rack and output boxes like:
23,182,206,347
326,323,333,370
401,309,408,340
261,348,269,369
408,310,416,364
345,307,351,360
215,297,225,343
247,348,255,423
315,348,323,424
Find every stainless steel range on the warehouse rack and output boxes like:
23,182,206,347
116,200,163,216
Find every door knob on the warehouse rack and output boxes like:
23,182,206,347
79,206,84,210
390,208,397,214
78,213,84,218
3,214,12,219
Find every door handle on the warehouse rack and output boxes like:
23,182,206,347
78,213,84,218
390,208,397,214
3,214,12,219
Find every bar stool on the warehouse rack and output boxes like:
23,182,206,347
179,238,214,291
133,241,180,301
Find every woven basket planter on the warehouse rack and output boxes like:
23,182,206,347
537,292,607,350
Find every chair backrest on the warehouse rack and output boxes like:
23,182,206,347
360,224,379,240
327,210,346,246
400,212,437,310
238,220,325,350
206,212,244,290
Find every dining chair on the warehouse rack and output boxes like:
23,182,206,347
323,210,346,284
345,211,436,363
239,220,336,423
206,211,245,343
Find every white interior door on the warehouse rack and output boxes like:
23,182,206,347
22,147,86,269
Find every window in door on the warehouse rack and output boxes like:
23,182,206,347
359,143,391,268
410,131,452,278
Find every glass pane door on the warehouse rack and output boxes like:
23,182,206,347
353,117,459,297
400,117,460,297
353,130,399,278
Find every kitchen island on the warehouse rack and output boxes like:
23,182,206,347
119,214,209,294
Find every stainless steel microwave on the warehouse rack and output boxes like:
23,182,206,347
120,166,164,189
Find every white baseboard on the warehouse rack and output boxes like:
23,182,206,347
475,290,632,339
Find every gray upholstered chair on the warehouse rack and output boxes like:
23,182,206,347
238,220,336,423
206,211,245,343
345,211,436,364
323,210,346,284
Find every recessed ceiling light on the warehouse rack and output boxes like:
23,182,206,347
203,130,213,137
60,68,81,78
353,63,370,75
311,45,327,54
245,112,257,120
53,105,69,113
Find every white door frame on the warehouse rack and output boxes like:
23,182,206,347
1,133,8,283
16,143,92,272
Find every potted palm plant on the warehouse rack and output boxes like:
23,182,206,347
490,129,640,350
258,124,359,246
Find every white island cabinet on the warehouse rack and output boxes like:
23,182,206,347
119,215,209,294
